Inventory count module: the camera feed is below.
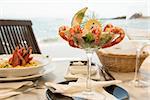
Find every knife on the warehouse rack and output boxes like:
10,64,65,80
99,66,130,100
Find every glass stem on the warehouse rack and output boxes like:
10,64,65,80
134,48,140,81
86,50,93,92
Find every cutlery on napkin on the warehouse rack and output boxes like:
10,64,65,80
45,78,122,100
0,81,33,99
0,81,33,89
65,61,101,81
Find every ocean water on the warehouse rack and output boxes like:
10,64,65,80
31,18,70,41
31,18,150,41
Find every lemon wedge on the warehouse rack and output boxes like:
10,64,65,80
71,7,88,27
84,19,101,32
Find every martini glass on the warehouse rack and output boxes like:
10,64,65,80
59,24,125,100
59,8,125,98
126,19,150,87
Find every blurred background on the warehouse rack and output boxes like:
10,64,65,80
0,0,149,41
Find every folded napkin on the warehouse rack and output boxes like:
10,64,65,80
45,78,122,100
65,64,101,81
0,81,33,99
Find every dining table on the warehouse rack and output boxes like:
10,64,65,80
2,41,150,100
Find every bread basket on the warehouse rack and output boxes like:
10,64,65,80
97,41,149,72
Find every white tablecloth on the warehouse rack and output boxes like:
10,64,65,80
3,41,150,100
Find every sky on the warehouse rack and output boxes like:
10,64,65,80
0,0,149,40
0,0,149,19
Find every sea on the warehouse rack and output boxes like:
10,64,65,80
31,18,150,42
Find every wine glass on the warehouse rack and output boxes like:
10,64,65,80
126,18,150,87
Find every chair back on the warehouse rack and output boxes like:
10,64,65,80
0,20,41,54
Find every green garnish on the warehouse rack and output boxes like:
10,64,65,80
100,33,112,45
82,33,95,43
73,36,79,44
4,64,10,68
46,55,49,58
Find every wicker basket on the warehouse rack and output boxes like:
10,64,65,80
97,41,149,72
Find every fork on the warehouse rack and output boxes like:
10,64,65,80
13,80,44,93
0,80,44,99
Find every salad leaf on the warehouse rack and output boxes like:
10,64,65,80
100,33,112,45
73,36,79,44
82,33,95,43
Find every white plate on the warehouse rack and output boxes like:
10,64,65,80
0,66,54,82
0,54,51,77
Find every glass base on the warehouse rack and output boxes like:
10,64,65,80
129,80,149,88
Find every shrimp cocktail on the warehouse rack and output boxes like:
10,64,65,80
58,7,125,94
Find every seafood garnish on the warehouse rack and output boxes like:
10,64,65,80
9,47,33,67
59,24,125,48
102,24,125,48
58,7,125,49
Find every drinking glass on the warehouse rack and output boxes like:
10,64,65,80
126,18,150,87
58,7,125,98
59,23,125,99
